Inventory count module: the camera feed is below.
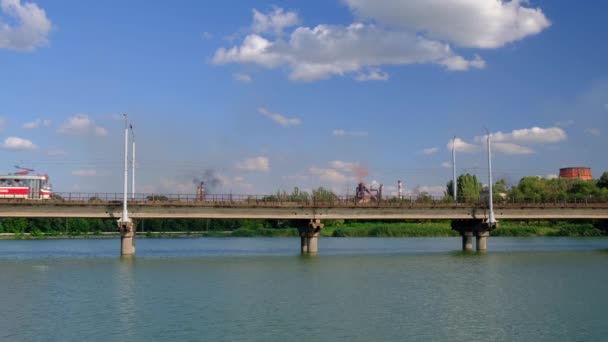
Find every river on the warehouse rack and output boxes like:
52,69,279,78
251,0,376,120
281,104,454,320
1,237,607,341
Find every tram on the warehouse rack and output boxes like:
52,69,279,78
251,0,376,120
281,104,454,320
0,166,52,199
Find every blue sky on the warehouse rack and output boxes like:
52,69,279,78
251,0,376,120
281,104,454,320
0,0,606,196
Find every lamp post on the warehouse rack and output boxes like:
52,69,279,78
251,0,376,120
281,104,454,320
118,114,135,256
484,127,496,227
452,136,457,203
120,114,130,223
130,124,135,200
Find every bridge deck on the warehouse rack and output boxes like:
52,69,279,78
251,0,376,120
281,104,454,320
0,200,606,219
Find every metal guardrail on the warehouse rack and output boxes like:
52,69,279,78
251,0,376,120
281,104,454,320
26,192,608,207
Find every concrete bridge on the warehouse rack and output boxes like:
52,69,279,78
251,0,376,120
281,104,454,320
1,199,607,254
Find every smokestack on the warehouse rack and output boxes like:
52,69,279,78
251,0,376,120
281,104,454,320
398,180,403,200
197,181,205,201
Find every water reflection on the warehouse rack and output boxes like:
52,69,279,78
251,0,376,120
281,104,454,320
113,257,137,340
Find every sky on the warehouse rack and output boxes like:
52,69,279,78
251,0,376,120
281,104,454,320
0,0,607,197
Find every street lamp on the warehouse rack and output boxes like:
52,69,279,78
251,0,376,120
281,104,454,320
130,124,135,200
120,114,130,223
452,136,457,203
484,127,497,227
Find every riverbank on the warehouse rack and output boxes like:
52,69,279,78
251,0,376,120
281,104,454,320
1,221,605,239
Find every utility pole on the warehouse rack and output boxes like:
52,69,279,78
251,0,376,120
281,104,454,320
120,114,130,223
130,124,135,200
485,128,496,226
452,136,457,203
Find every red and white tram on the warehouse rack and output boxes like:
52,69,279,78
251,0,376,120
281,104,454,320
0,167,52,199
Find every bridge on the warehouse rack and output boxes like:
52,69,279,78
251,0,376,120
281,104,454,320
1,194,607,254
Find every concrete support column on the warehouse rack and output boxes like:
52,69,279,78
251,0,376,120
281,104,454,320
298,219,323,254
462,231,474,251
119,221,136,256
476,231,490,251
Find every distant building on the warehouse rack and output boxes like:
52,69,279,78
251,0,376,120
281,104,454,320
559,167,593,180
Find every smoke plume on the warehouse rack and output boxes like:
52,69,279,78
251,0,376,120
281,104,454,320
193,169,223,192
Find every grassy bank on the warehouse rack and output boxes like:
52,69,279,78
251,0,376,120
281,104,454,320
0,220,605,239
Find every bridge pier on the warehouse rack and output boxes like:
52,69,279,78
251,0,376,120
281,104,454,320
118,221,136,256
462,231,474,251
298,219,324,254
452,220,494,251
476,231,489,251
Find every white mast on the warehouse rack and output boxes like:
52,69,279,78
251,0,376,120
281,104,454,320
452,136,457,203
120,114,130,223
485,128,496,226
130,124,135,200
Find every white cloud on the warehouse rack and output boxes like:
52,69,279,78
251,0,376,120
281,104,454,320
441,54,486,71
441,161,452,169
344,0,551,48
23,119,40,129
0,136,37,150
258,107,301,126
94,126,108,137
447,127,565,156
235,156,270,172
201,31,213,40
329,160,359,171
309,160,365,185
59,114,93,135
0,0,52,51
59,114,107,137
354,68,389,81
422,147,439,155
545,174,558,180
233,72,253,83
493,142,534,155
252,7,299,35
309,167,352,184
509,127,567,143
447,137,478,153
214,18,485,81
72,169,97,177
214,1,549,81
476,126,567,144
585,128,600,136
332,129,368,137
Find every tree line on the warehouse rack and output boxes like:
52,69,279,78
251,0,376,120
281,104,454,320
445,171,608,202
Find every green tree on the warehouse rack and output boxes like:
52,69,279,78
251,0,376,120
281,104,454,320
289,187,310,202
569,179,597,198
457,174,482,202
312,187,338,202
510,176,547,202
0,218,28,233
445,180,455,200
597,172,608,189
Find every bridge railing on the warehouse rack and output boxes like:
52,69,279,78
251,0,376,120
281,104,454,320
43,192,608,207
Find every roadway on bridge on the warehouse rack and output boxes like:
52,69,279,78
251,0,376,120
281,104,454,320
0,200,607,220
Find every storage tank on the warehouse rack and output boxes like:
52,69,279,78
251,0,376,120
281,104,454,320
559,167,593,180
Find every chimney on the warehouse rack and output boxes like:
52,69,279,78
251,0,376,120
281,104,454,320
197,181,205,201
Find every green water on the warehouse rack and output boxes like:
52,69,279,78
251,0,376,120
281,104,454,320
1,237,607,341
